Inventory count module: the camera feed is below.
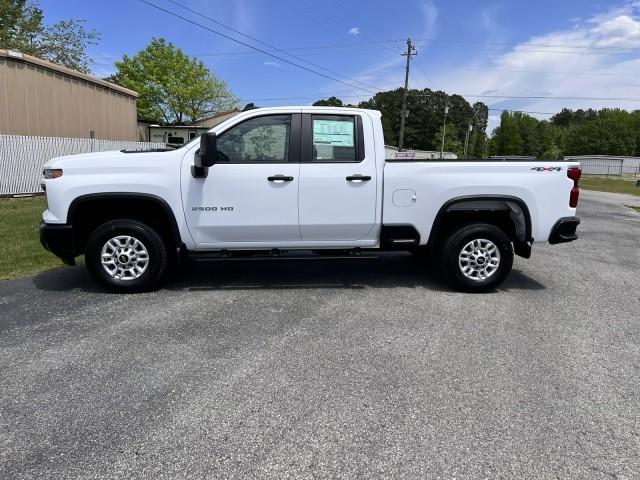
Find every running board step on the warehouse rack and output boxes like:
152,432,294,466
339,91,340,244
187,249,379,262
380,226,420,250
389,239,418,245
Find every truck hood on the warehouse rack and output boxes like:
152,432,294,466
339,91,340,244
44,148,174,169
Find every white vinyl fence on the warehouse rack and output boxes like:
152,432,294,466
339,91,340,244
0,135,167,195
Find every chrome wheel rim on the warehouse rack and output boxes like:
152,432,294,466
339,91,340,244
100,235,149,281
458,238,501,282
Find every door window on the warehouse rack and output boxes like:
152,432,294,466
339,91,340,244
312,115,356,162
216,115,291,163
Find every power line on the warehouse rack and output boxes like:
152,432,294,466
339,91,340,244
136,0,380,95
410,93,640,102
192,41,405,57
467,94,640,101
411,36,640,52
240,92,640,104
240,93,374,102
165,0,383,92
415,44,640,57
202,36,640,55
454,67,640,78
195,38,640,57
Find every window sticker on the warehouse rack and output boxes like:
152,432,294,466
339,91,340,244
313,119,354,147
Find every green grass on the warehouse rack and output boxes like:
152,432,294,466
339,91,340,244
581,176,640,196
0,196,67,281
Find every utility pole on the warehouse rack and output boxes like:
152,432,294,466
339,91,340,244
464,122,473,159
398,38,417,151
440,102,449,159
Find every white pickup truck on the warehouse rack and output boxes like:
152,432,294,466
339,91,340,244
40,106,581,293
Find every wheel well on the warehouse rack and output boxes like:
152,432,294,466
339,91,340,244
428,197,531,253
68,195,179,254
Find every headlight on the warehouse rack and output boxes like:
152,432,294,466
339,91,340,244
43,168,63,179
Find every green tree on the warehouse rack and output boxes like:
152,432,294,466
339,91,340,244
313,96,343,107
470,102,489,158
564,113,635,156
0,0,99,73
491,111,524,156
541,143,563,160
112,38,238,124
515,112,541,157
433,123,464,157
357,88,487,152
0,0,43,52
37,19,99,73
536,121,565,159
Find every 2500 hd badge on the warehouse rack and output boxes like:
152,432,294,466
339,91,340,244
192,206,234,212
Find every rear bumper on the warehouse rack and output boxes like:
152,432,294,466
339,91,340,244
40,222,76,265
548,217,580,245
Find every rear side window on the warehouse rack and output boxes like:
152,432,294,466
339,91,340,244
311,115,356,162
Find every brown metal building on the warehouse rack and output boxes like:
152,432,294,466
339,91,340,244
136,109,241,142
186,108,241,128
0,49,138,140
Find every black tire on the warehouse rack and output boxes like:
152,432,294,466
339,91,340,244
85,219,168,293
440,223,514,293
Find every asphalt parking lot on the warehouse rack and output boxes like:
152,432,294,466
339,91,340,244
1,190,639,479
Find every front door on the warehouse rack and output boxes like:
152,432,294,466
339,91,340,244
298,113,378,241
183,113,301,247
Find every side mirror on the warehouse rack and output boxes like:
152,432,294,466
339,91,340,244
195,132,218,168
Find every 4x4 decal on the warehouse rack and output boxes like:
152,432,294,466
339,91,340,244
531,166,563,172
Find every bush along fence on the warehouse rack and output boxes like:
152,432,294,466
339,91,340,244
0,135,167,196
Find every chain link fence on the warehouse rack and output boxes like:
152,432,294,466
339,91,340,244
566,156,640,177
0,135,167,196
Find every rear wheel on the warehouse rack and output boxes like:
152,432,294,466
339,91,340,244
85,219,168,293
440,223,513,293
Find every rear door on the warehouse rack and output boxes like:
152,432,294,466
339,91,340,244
298,113,378,241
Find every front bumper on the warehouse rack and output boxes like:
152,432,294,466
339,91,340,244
40,222,76,265
548,217,580,245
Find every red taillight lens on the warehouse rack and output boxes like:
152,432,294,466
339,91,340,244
568,167,581,208
567,167,581,181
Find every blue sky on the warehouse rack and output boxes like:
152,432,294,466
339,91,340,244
40,0,640,131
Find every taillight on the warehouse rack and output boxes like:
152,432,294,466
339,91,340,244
567,167,581,208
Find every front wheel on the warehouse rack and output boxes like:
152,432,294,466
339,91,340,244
85,219,169,293
440,223,514,293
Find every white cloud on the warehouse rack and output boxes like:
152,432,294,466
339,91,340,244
348,27,360,35
591,15,640,47
263,61,281,68
420,1,640,132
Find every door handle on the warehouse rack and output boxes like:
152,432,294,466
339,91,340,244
346,175,372,182
268,175,294,182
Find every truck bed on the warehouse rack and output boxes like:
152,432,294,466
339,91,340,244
382,160,580,244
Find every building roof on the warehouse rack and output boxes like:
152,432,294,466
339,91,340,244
0,49,138,98
148,125,210,130
187,108,241,125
